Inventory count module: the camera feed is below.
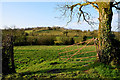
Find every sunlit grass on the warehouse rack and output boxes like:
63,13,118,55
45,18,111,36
25,30,33,33
2,45,120,79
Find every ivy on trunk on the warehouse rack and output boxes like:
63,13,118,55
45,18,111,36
60,0,120,65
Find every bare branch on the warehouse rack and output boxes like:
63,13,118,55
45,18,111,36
67,2,99,12
113,1,120,6
65,1,99,24
90,3,99,12
57,1,99,28
113,5,120,10
113,1,120,10
77,12,82,23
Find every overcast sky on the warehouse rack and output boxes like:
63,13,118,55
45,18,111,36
0,1,119,31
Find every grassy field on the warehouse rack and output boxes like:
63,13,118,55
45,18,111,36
3,45,120,79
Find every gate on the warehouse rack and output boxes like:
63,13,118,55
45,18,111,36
58,38,98,63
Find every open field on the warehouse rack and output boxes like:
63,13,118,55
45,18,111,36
3,45,120,79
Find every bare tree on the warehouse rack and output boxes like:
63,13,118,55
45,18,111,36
59,0,120,65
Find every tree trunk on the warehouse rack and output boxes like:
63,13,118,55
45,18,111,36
97,2,114,64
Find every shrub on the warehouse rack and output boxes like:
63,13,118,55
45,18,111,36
2,29,28,46
55,37,74,45
26,36,37,45
36,36,55,45
73,37,83,44
14,35,27,46
27,36,55,45
54,41,63,45
82,36,87,45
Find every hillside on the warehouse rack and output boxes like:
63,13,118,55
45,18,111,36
2,26,120,46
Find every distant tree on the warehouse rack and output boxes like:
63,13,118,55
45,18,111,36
63,30,68,36
25,33,29,36
47,27,52,30
52,27,56,30
82,35,87,45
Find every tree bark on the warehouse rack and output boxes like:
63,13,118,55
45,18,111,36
97,2,117,64
62,0,120,65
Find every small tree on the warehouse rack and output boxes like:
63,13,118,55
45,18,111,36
63,30,68,36
82,36,87,45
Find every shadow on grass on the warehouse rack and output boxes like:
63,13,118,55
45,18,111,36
19,61,101,76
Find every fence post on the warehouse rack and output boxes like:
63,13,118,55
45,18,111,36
0,29,2,78
2,35,16,74
10,36,16,73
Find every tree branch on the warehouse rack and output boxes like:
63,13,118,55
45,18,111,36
68,2,99,12
65,2,99,24
113,1,120,6
113,5,120,10
90,3,99,12
113,1,120,10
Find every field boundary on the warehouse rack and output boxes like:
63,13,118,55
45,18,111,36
58,38,98,63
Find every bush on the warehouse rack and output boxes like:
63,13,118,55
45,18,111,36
55,37,74,45
36,36,55,45
2,29,28,46
26,36,36,45
84,36,95,45
27,36,55,45
73,37,83,44
54,41,63,45
14,35,27,46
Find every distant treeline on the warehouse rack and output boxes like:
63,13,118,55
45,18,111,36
2,27,120,46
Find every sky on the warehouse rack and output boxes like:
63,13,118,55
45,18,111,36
0,1,119,31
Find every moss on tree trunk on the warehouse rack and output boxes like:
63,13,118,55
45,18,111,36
97,2,120,65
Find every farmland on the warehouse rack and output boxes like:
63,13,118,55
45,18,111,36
2,45,120,79
2,1,120,79
2,27,120,79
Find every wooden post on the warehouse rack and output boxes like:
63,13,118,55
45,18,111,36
2,35,16,74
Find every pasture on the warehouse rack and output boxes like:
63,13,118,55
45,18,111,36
3,45,120,79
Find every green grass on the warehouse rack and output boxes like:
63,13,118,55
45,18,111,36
25,30,33,34
3,45,120,79
34,30,63,36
